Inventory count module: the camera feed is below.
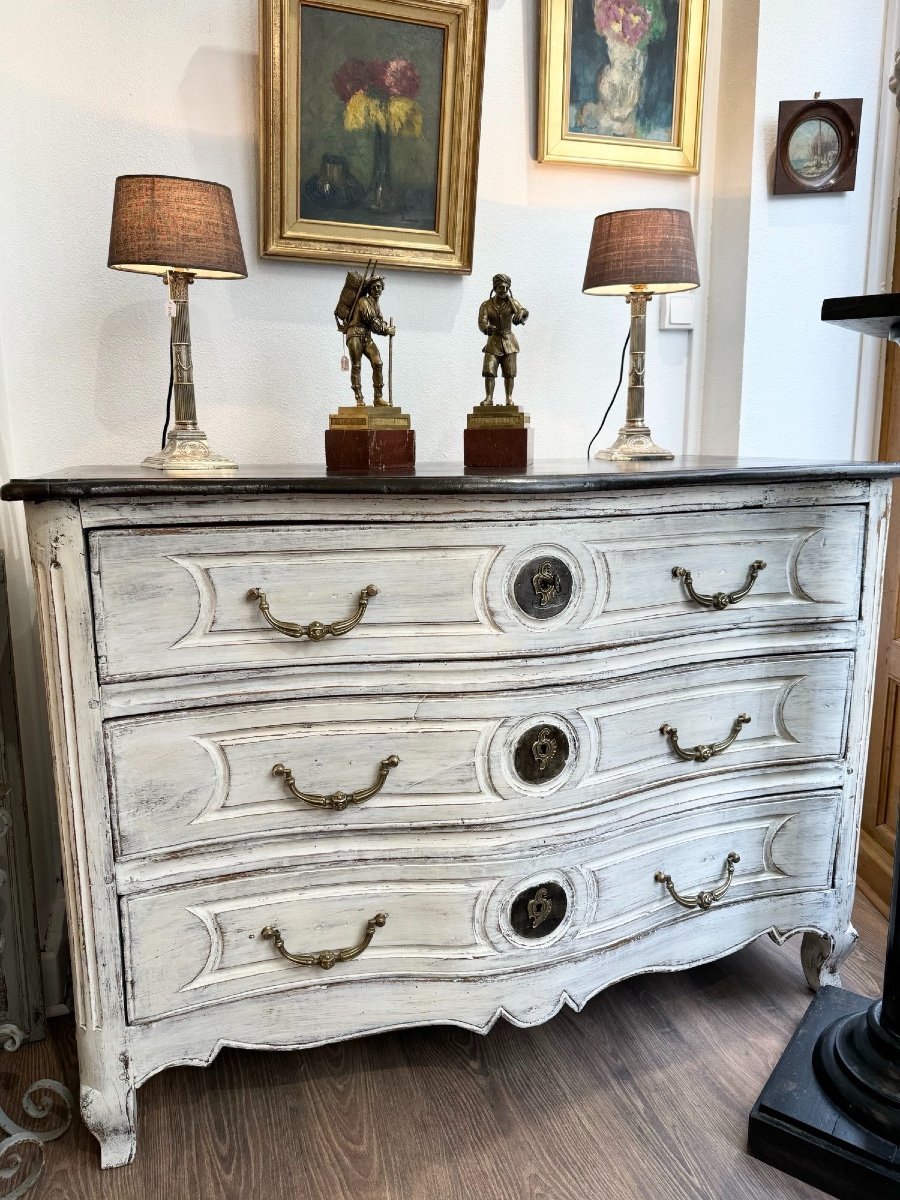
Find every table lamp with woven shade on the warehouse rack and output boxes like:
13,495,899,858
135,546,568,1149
583,208,699,461
108,174,247,471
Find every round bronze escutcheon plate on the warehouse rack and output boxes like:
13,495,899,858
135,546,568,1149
513,723,569,784
509,882,568,940
513,556,573,620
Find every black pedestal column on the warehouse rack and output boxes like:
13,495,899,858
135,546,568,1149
748,292,900,1197
748,841,900,1196
814,850,900,1137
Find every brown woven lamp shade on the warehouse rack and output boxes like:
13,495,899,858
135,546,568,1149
107,175,247,279
583,208,699,296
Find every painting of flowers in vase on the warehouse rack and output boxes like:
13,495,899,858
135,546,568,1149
570,0,680,141
299,6,445,230
538,0,707,173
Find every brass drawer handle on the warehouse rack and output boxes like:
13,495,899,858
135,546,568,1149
261,913,387,969
660,713,750,762
672,559,767,610
655,852,740,911
246,584,378,641
272,755,400,811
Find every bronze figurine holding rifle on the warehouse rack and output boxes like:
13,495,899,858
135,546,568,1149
327,261,413,470
334,262,396,407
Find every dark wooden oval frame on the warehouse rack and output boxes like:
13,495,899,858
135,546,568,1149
773,98,863,195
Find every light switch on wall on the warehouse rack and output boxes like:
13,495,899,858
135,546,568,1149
658,293,694,330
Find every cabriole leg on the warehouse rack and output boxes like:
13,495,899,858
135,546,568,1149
801,925,859,991
81,1079,137,1169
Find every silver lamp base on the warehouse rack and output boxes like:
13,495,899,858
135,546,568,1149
142,427,236,472
594,422,674,462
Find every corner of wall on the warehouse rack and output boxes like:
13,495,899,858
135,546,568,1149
698,0,761,458
0,315,60,943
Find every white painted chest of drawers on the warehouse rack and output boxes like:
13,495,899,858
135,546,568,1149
4,459,894,1167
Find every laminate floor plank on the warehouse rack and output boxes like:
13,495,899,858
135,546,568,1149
4,893,886,1200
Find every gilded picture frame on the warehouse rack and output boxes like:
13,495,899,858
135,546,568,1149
538,0,708,174
259,0,487,273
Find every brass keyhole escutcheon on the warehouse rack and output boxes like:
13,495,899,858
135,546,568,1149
513,556,574,620
531,728,558,772
509,881,568,940
532,562,563,607
514,724,570,784
527,886,554,929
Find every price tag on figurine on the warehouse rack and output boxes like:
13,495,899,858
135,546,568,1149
166,299,177,318
340,354,350,372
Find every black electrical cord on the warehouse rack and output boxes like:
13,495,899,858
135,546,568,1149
586,329,630,459
161,337,174,450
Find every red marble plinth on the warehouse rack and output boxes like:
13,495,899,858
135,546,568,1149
464,426,533,471
325,428,416,471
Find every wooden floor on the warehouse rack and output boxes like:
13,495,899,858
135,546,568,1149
2,896,887,1200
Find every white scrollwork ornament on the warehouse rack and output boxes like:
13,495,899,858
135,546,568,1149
0,1027,23,1055
0,1080,73,1198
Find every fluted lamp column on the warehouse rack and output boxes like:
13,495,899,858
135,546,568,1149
583,208,700,461
108,174,247,471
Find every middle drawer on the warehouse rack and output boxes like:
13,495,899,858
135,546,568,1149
107,652,852,859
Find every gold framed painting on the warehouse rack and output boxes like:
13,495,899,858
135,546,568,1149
259,0,487,273
538,0,708,173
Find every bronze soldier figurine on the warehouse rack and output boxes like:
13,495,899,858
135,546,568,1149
328,263,413,469
345,275,395,406
479,273,529,405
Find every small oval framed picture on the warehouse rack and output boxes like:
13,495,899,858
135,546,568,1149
773,98,863,195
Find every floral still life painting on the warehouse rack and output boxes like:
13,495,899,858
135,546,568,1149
300,8,444,231
260,0,488,273
572,0,677,141
539,0,708,173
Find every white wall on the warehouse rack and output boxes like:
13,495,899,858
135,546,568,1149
0,0,709,478
0,0,712,938
738,0,893,459
700,0,760,457
0,0,897,936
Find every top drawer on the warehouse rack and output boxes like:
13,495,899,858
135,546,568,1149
89,507,864,682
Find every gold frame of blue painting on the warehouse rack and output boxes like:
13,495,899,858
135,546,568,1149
259,0,488,273
538,0,708,173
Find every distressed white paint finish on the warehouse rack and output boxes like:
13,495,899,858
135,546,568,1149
113,768,848,897
20,477,891,1166
122,790,839,1024
25,503,135,1169
125,887,842,1090
800,476,893,988
80,478,875,529
100,621,863,720
107,653,852,859
89,506,864,680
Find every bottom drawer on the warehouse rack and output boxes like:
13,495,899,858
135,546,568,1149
122,787,840,1023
